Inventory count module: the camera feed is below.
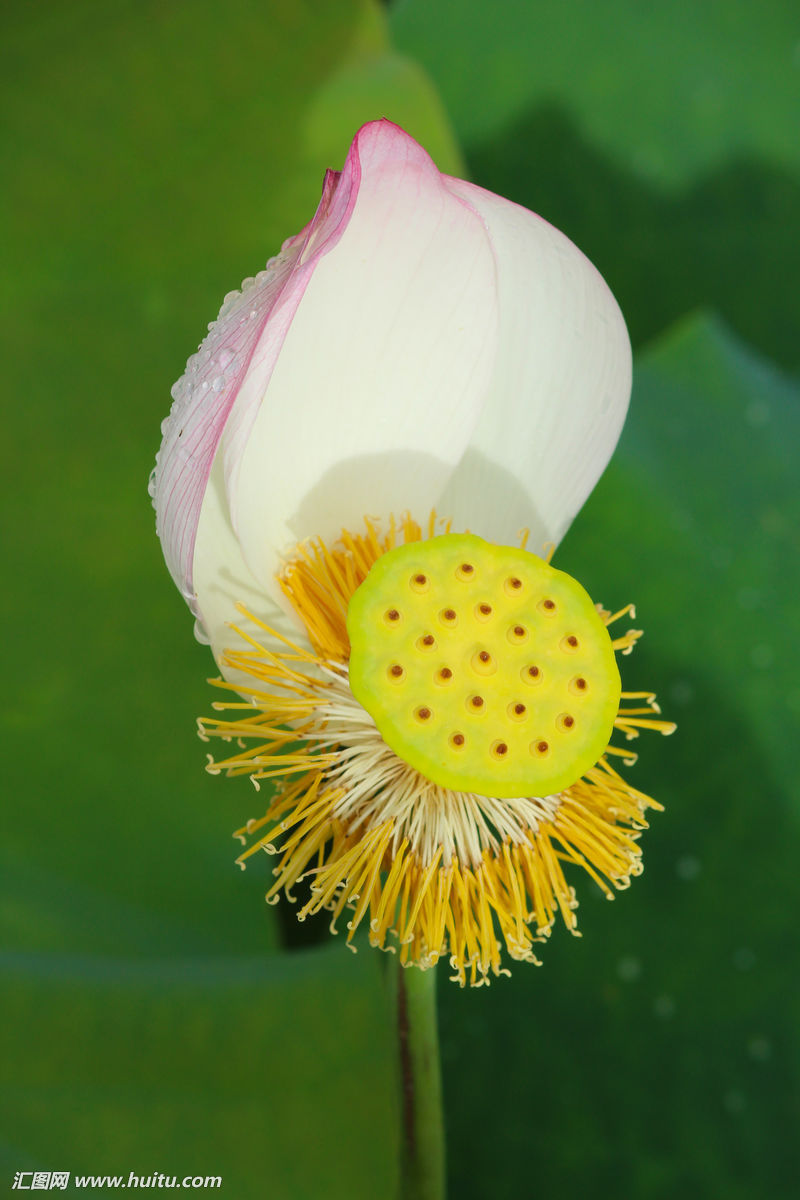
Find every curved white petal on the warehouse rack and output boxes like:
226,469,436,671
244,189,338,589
228,120,499,595
436,177,632,551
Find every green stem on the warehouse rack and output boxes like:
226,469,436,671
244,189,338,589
393,961,446,1200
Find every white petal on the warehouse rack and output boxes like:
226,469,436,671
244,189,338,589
437,177,632,551
228,120,499,594
192,453,296,683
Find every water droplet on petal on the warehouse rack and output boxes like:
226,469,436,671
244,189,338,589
218,348,234,370
211,376,224,393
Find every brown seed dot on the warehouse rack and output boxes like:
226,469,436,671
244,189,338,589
563,715,575,728
390,664,403,677
537,740,549,754
567,635,579,647
461,563,474,574
470,695,484,708
514,703,526,715
443,608,456,621
479,603,492,615
575,677,587,690
417,707,431,720
422,634,435,646
414,574,427,585
543,598,555,610
386,609,400,621
509,577,522,589
439,667,453,680
527,666,540,678
451,733,465,747
514,625,525,637
494,742,508,756
479,650,490,663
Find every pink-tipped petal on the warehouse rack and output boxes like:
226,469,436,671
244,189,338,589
225,121,499,598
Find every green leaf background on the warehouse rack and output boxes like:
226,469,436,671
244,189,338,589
2,1,797,1196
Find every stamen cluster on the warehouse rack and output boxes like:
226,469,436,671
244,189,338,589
200,516,674,986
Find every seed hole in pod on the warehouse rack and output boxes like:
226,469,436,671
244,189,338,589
492,740,509,759
439,608,458,626
521,664,543,685
532,740,550,757
450,732,466,749
417,634,436,651
561,634,580,653
570,675,588,694
437,667,453,684
538,598,557,615
415,706,432,722
385,608,401,623
468,694,485,712
507,623,528,644
410,573,430,593
471,649,496,676
508,701,527,721
456,562,475,580
388,664,404,680
504,576,523,596
476,602,493,620
557,712,575,732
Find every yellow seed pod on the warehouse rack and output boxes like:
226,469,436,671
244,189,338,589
346,533,620,798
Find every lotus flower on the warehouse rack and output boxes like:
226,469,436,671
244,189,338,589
152,120,673,986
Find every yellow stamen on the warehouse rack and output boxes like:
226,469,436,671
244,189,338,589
200,515,673,986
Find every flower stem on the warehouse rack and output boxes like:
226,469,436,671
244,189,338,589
394,961,446,1200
